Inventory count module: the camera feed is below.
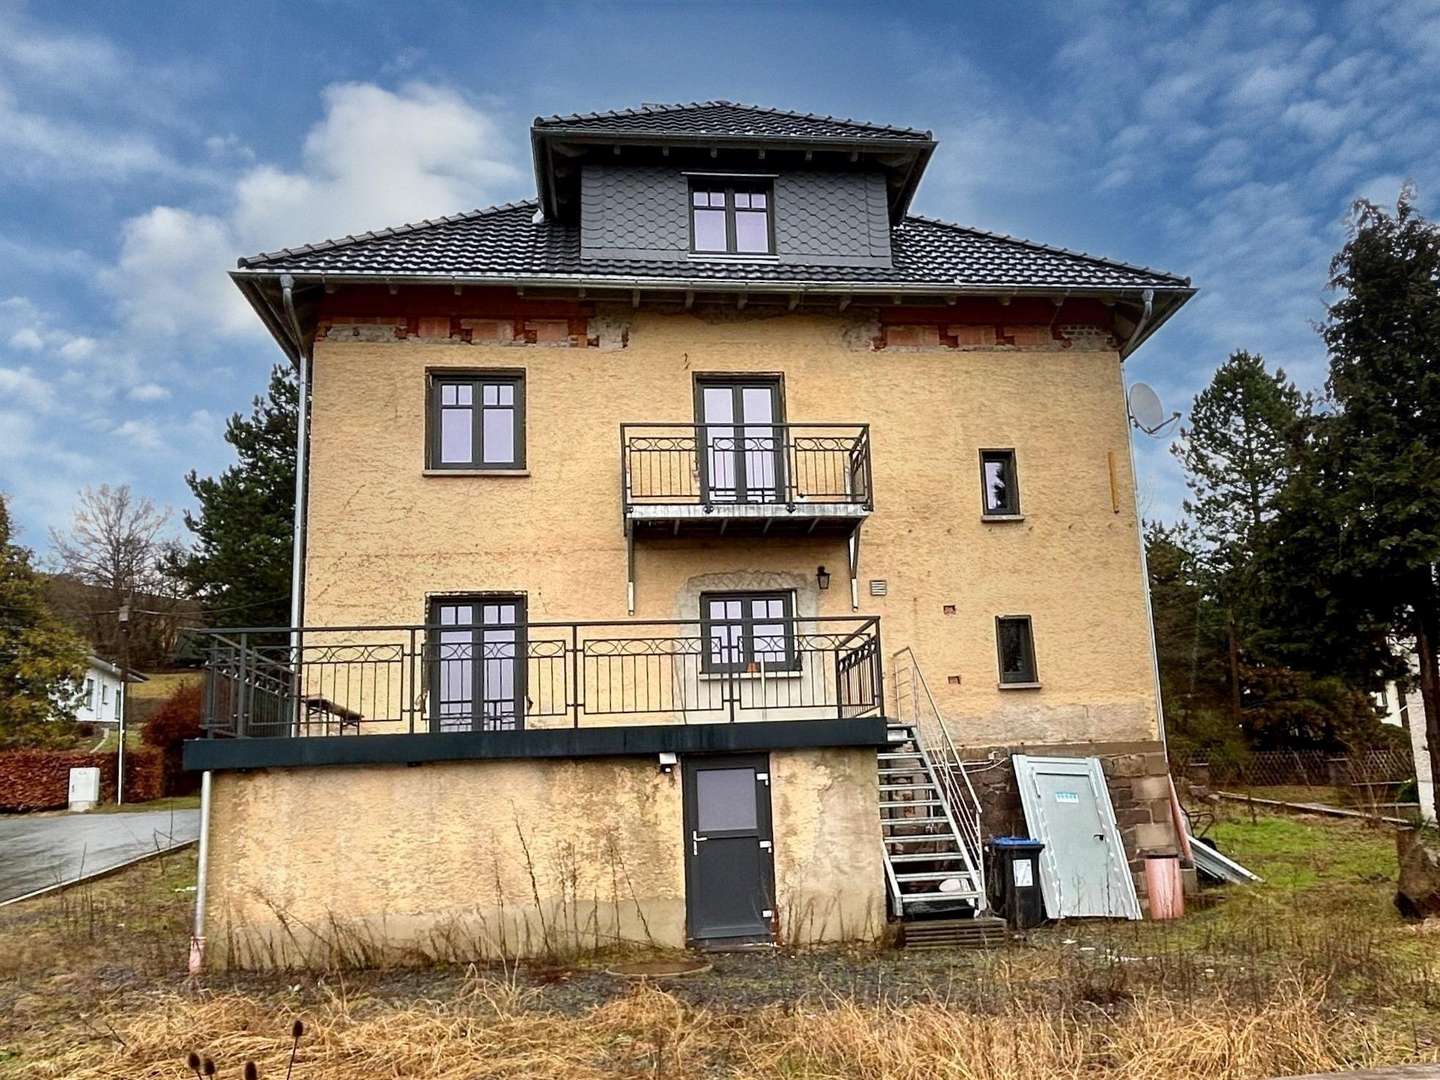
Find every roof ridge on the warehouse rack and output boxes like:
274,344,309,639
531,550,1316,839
237,200,540,268
532,99,931,139
902,214,1191,286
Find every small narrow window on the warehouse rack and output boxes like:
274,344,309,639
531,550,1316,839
980,449,1020,516
428,372,524,470
701,590,797,673
690,182,773,255
996,616,1038,686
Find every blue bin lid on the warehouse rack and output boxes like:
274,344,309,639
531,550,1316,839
989,836,1044,850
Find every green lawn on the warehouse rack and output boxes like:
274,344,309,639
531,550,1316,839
84,794,200,815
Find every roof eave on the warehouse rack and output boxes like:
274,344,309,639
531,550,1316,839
232,266,1191,294
529,127,938,222
1118,287,1197,359
230,272,303,363
231,266,1194,364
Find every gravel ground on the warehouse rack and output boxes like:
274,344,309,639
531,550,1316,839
205,945,1015,1016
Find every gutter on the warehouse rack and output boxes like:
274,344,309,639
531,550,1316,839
230,266,1193,303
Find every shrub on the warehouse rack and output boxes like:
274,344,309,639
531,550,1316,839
143,683,203,796
0,748,162,810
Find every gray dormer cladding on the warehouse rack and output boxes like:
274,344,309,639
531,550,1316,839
579,165,893,268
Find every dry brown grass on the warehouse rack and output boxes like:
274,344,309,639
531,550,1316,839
6,807,1439,1079
20,974,1425,1080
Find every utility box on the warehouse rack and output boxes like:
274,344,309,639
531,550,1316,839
985,836,1047,929
68,767,101,812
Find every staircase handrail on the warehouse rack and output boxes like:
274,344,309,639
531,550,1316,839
892,646,987,899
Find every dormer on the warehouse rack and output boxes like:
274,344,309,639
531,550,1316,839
530,101,935,269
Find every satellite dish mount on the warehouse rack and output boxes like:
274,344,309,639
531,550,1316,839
1127,382,1180,437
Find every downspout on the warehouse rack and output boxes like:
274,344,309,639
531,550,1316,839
187,769,212,975
190,276,311,975
1119,289,1169,759
281,273,311,639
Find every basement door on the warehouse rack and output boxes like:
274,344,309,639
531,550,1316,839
1012,755,1142,920
682,755,776,945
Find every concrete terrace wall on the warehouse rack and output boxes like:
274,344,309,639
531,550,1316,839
204,746,883,968
303,303,1160,750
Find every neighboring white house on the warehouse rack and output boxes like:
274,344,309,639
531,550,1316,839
75,655,146,727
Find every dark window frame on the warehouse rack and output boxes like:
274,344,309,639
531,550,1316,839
700,590,800,675
688,180,776,256
995,615,1039,686
426,370,526,471
427,592,528,732
979,448,1021,517
693,373,788,504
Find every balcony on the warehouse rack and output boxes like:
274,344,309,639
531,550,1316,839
621,423,872,539
195,616,884,744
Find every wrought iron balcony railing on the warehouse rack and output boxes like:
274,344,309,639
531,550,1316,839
197,616,883,738
621,423,873,513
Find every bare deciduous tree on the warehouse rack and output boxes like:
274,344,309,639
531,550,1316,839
49,484,188,664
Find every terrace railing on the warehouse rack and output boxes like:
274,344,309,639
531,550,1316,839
197,616,884,738
621,423,873,511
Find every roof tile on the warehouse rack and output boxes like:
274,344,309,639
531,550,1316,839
237,200,1189,291
532,100,933,142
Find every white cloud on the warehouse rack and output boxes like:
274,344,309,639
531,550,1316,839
111,418,165,451
112,206,253,338
8,327,42,350
128,382,171,402
0,366,54,411
113,81,520,343
58,336,96,361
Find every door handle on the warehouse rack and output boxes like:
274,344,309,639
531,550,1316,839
692,831,708,855
1093,832,1106,841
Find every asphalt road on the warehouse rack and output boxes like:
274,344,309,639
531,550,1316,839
0,808,199,903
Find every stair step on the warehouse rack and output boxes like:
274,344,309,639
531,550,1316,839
898,889,985,903
879,782,938,792
880,799,944,809
899,916,1007,951
884,835,958,846
887,851,968,862
878,767,928,775
878,751,923,760
882,817,952,828
896,870,978,882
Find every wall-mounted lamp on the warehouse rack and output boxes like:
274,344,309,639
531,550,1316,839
658,751,678,775
816,565,831,591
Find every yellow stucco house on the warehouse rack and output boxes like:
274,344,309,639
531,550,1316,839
184,101,1194,967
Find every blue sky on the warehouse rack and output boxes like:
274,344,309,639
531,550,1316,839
2,0,1437,552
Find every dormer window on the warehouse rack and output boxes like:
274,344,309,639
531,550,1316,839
690,181,773,256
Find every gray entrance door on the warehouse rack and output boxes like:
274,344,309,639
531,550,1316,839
1013,755,1141,920
683,754,775,943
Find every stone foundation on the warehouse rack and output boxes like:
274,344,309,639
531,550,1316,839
959,739,1179,901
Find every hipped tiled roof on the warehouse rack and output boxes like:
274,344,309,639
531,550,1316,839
532,100,933,143
238,201,1190,291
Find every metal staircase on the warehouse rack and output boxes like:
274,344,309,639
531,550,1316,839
881,648,988,920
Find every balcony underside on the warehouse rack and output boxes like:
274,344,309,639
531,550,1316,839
628,502,868,539
184,715,891,771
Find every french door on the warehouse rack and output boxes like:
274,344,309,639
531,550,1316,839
696,378,784,504
430,595,525,732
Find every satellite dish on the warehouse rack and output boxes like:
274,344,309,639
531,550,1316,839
1127,383,1179,436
